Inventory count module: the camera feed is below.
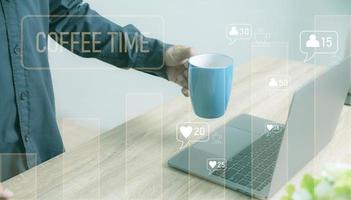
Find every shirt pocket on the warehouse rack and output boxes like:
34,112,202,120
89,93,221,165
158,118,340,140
0,130,20,145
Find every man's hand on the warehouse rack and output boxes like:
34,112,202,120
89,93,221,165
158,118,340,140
0,183,13,200
165,45,195,97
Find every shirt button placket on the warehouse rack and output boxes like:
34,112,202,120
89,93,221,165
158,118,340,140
24,135,30,142
20,91,28,101
4,0,35,168
14,45,21,55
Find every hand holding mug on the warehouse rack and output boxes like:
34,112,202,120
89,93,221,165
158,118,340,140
165,45,195,97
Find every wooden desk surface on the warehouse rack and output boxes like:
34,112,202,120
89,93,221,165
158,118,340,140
4,58,351,200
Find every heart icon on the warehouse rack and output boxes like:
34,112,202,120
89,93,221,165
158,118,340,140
266,124,274,131
209,161,217,169
180,126,193,139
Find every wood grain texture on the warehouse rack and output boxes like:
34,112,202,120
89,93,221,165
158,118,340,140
3,57,351,200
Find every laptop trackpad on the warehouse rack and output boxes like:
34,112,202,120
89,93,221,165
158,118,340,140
192,126,252,159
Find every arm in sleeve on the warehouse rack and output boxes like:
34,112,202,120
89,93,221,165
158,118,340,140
49,0,171,79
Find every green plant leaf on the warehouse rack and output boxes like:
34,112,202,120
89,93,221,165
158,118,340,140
286,184,295,196
301,175,316,195
281,167,351,200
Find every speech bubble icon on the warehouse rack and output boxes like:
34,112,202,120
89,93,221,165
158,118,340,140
206,158,227,174
265,122,282,132
300,31,339,63
266,75,290,90
226,24,252,44
176,122,209,149
303,51,317,63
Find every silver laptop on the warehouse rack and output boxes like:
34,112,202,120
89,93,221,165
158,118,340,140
168,57,351,199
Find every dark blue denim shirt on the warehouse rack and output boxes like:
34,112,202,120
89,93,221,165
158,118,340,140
0,0,169,181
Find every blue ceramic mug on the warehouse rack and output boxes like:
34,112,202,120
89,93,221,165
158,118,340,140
188,54,234,119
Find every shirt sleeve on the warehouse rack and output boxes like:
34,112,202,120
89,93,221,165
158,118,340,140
49,0,171,79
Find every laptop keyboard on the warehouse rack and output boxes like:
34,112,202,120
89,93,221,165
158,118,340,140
212,127,284,191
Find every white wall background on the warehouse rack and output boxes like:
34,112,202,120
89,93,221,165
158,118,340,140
50,0,350,133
